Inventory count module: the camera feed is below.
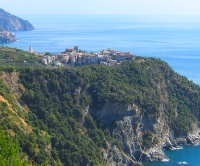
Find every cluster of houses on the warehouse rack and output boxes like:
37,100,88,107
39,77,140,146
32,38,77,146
0,31,17,43
38,46,136,67
0,31,14,37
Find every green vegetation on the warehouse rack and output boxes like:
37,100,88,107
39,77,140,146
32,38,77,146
0,77,52,165
142,131,159,149
0,130,28,166
0,47,200,165
0,46,43,69
17,57,200,164
19,67,111,165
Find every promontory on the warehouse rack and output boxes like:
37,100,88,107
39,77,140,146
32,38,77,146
0,8,34,31
0,8,34,43
0,46,200,165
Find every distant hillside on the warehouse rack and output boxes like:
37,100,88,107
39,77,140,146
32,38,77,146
0,8,34,31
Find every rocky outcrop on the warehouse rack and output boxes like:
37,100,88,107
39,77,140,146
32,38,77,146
0,71,28,112
0,8,34,31
104,145,142,166
0,72,25,98
90,102,200,164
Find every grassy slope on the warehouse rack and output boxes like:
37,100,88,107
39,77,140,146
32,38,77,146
0,46,43,69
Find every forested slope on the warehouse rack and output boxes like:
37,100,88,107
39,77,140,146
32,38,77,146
0,56,200,165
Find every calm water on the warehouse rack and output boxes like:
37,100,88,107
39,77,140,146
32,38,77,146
144,145,200,166
3,15,200,165
4,15,200,85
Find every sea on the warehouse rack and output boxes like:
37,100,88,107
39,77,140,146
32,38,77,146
2,14,200,165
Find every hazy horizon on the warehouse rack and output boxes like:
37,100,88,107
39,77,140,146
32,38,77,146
1,0,200,16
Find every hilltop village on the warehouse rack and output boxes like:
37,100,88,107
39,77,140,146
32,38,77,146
33,46,136,67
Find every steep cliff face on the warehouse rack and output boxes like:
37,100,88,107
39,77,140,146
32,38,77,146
0,8,34,31
90,101,200,163
90,103,167,162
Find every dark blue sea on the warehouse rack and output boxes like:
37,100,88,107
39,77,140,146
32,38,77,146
144,145,200,166
3,15,200,165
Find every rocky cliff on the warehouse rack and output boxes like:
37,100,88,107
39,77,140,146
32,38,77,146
90,102,200,163
0,8,34,31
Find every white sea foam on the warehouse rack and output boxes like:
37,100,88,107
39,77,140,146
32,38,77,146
177,161,189,165
171,146,183,150
161,158,170,162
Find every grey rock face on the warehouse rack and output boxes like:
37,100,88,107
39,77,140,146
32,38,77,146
90,102,200,165
104,145,142,166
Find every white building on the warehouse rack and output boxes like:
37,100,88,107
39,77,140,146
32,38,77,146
29,46,34,53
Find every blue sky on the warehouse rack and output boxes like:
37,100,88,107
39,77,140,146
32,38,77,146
1,0,200,15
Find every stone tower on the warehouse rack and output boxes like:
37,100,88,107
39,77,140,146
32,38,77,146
29,46,33,53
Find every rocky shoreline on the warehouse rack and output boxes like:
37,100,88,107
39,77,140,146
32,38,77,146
145,126,200,162
89,102,200,165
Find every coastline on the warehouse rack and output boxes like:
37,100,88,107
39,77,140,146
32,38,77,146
3,15,200,85
144,126,200,164
145,144,200,166
1,14,200,165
